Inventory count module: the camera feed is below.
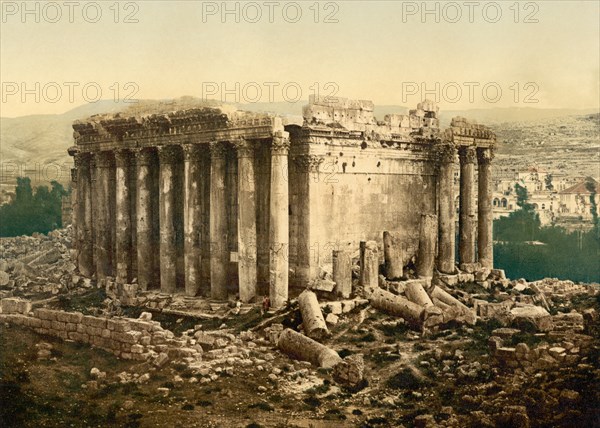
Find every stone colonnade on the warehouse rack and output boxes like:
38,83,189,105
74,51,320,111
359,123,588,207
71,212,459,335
71,136,290,307
436,143,495,273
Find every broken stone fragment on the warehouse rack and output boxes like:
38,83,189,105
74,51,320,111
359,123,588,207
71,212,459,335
429,286,476,325
369,287,424,327
298,290,329,340
277,328,342,368
509,305,553,332
325,313,339,325
332,353,365,388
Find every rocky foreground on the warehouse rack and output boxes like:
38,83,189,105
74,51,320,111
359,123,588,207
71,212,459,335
1,229,599,427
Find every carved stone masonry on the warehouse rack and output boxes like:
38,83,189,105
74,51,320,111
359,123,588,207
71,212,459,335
458,146,477,164
293,154,324,173
182,143,205,161
134,147,156,166
233,137,255,158
114,149,134,167
157,144,182,164
435,143,457,165
209,141,228,159
271,135,291,155
477,146,495,164
95,151,115,168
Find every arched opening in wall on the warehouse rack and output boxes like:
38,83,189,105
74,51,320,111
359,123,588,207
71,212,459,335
501,198,507,208
541,203,545,210
493,198,500,207
533,203,539,210
361,141,368,150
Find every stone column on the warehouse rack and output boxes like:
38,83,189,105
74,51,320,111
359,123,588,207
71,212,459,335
359,241,379,292
95,151,115,279
76,152,94,277
477,147,495,269
332,250,352,298
115,149,133,284
135,148,156,291
416,214,438,278
183,144,203,297
210,142,229,300
157,145,180,294
234,138,258,303
269,134,290,309
458,146,476,265
436,143,457,274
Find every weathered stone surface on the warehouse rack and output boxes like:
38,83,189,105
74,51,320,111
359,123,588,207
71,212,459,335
277,328,342,368
298,290,328,340
1,298,32,315
383,231,403,280
509,305,553,332
369,287,424,327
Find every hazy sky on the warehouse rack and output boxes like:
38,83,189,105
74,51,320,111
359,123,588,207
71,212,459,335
1,0,599,117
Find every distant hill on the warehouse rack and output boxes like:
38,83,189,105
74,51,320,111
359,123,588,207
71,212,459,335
1,98,598,187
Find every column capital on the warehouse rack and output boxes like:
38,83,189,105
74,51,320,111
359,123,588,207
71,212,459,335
233,137,255,158
458,146,477,164
114,149,134,167
476,146,495,164
209,141,228,159
182,143,205,161
157,144,182,164
133,147,156,166
293,154,324,172
74,151,92,168
95,151,115,168
435,143,457,164
271,136,290,155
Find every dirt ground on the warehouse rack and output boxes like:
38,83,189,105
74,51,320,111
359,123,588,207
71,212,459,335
2,289,599,428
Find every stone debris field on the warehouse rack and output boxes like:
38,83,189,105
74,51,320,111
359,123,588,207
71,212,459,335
1,229,599,427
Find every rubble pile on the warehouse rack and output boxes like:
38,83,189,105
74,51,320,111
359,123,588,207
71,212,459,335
0,227,88,299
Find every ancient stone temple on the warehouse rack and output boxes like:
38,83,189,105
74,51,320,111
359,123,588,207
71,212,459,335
68,96,495,308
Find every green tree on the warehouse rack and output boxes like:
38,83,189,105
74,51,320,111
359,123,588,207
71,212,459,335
0,177,68,237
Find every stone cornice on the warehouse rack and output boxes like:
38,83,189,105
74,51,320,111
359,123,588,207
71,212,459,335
73,108,279,149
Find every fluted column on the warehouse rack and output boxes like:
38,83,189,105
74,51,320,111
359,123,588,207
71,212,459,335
436,143,457,274
210,142,229,300
95,151,115,279
458,146,476,265
135,148,156,291
269,134,290,309
157,145,180,294
183,144,203,297
477,147,495,269
115,149,133,284
76,152,94,277
234,137,257,303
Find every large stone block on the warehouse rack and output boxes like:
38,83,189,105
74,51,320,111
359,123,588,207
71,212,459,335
1,298,32,315
83,315,107,329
